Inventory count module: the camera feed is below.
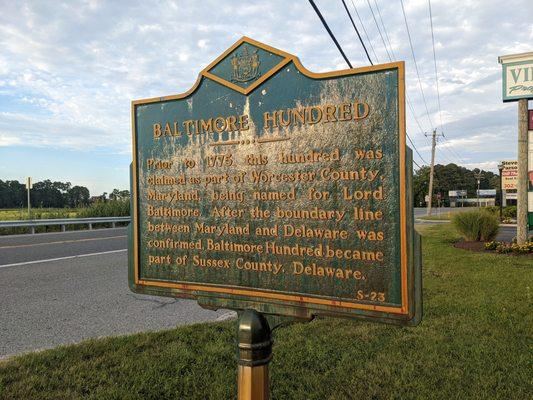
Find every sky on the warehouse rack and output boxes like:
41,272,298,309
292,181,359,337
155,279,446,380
0,0,532,196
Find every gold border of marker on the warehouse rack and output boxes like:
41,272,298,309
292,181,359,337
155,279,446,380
130,36,409,316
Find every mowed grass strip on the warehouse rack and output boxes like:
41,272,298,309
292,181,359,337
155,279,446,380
0,224,531,400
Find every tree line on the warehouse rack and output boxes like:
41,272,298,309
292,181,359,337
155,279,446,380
413,164,500,206
2,164,499,209
0,179,129,209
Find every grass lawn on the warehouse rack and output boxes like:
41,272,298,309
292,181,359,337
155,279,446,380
417,210,471,220
0,224,531,399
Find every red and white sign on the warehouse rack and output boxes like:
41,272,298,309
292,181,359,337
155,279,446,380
501,160,518,190
529,110,533,131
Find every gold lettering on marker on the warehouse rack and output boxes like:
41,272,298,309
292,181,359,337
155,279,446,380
354,101,370,120
153,123,162,138
200,118,213,133
163,122,172,136
183,120,194,135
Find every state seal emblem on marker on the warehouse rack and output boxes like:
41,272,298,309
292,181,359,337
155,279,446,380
231,47,260,82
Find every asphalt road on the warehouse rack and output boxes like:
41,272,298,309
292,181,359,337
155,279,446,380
0,228,234,359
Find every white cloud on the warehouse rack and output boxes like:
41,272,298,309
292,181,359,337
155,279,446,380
0,134,21,147
197,39,209,49
0,0,529,178
463,161,500,170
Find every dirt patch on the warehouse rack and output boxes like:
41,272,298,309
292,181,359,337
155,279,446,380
454,240,486,252
454,239,533,258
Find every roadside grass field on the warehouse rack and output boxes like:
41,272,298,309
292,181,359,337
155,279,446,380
0,208,80,221
0,202,129,235
0,208,83,235
0,224,531,399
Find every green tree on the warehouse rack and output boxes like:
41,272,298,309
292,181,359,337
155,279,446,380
31,180,60,207
0,180,25,208
413,164,499,206
67,186,90,207
109,188,130,201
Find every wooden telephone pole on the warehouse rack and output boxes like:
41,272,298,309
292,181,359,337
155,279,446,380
474,171,484,208
426,129,442,216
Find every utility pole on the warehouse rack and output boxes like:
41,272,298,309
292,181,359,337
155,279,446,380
517,99,528,243
474,171,484,208
425,129,442,216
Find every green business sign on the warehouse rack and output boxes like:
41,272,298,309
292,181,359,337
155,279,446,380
500,57,533,102
128,37,422,325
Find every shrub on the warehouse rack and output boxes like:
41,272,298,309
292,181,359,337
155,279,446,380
452,210,500,242
484,206,499,215
503,205,517,219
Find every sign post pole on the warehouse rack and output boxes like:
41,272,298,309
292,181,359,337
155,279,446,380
517,99,528,243
237,310,272,400
26,177,32,220
499,52,533,243
498,163,503,220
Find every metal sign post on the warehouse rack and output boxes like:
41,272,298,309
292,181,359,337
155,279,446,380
237,310,272,400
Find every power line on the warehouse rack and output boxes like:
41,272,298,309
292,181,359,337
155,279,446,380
430,133,458,165
323,0,428,167
399,0,434,130
406,93,426,136
308,0,426,169
436,145,457,164
443,134,467,162
365,0,392,61
348,3,464,179
349,0,379,62
307,0,353,68
371,0,433,161
358,0,431,164
341,0,373,64
439,136,467,164
407,132,429,165
406,95,431,164
428,0,443,132
427,0,467,165
373,0,397,60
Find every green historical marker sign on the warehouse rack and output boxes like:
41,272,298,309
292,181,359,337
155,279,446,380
129,37,422,326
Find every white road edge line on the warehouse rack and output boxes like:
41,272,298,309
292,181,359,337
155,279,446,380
0,249,127,269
